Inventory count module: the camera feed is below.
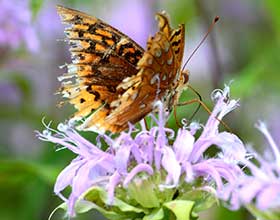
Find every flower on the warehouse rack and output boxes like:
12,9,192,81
37,86,246,218
221,121,280,219
0,0,39,53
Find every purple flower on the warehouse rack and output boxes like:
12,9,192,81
221,121,280,215
37,86,246,218
0,0,39,53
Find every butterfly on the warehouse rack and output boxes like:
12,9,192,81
56,5,189,133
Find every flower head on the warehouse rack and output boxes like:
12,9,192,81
37,86,246,218
221,121,280,219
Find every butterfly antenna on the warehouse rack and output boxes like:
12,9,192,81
180,16,219,122
182,16,219,71
177,16,231,132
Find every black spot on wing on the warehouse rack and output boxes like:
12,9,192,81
170,28,182,41
86,86,101,101
171,39,181,47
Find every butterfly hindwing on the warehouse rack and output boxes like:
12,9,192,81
89,12,186,131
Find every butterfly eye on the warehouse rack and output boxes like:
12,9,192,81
181,70,189,84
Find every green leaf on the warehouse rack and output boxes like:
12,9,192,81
54,199,125,220
181,189,217,213
127,178,160,208
51,186,148,219
85,186,144,212
84,186,146,219
143,208,164,220
163,200,197,220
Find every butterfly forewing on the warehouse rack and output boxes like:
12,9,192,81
57,6,188,133
57,5,145,130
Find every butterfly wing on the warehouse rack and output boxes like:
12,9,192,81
56,5,144,131
86,12,186,132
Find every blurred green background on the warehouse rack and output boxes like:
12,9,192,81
0,0,279,219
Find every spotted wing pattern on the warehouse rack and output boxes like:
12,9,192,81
56,5,144,131
99,13,186,132
57,6,187,133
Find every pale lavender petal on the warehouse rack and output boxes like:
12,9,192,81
256,121,280,167
107,171,122,204
193,162,223,190
191,138,212,163
174,129,194,163
115,143,131,173
67,193,78,217
206,159,241,183
203,86,239,139
238,178,264,204
123,164,153,187
130,143,142,164
54,158,85,194
184,161,194,182
213,132,246,162
188,122,201,135
256,183,280,210
161,147,181,186
134,132,154,165
72,162,93,197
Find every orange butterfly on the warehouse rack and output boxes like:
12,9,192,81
57,5,189,133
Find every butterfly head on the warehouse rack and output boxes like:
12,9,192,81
180,69,189,85
163,69,189,113
174,69,189,100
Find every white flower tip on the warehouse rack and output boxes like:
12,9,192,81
57,123,69,132
181,118,188,127
153,100,163,109
255,120,267,132
42,129,52,137
228,99,240,110
223,83,231,94
211,85,232,103
189,121,201,130
211,88,224,102
68,118,79,127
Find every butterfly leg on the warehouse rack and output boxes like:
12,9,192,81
144,118,149,131
173,106,182,128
